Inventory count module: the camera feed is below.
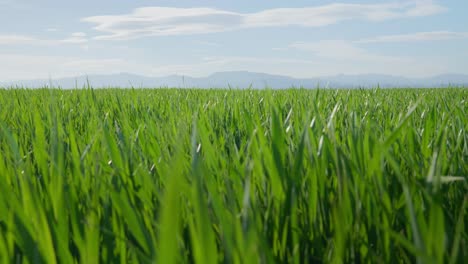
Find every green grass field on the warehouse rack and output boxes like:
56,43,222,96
0,88,466,263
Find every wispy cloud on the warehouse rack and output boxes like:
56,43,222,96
0,35,38,45
0,53,154,80
0,33,89,45
289,40,406,62
148,53,449,78
356,31,468,43
150,55,325,77
82,1,446,40
61,32,89,44
83,7,241,40
243,1,444,27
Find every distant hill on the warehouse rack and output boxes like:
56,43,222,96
1,71,468,88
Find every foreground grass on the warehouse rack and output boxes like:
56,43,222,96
0,88,466,263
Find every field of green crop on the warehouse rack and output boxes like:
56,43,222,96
0,88,466,263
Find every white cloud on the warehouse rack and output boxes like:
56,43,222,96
0,33,89,45
71,32,87,37
356,31,468,43
149,53,452,78
404,0,446,16
83,7,241,40
272,37,465,77
0,35,38,45
61,38,88,44
0,50,459,82
0,53,154,81
150,55,324,77
61,32,88,44
82,1,446,40
289,40,406,62
242,2,444,27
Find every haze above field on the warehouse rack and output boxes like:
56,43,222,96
1,0,467,83
2,72,468,89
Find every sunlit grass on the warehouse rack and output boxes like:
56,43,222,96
0,87,466,263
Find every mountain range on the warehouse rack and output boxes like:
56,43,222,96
1,71,468,89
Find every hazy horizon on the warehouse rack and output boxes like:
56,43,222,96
3,71,468,89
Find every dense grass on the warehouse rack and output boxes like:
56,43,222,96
0,88,466,263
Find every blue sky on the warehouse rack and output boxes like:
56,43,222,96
1,0,467,80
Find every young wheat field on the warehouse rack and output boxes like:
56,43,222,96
0,88,466,263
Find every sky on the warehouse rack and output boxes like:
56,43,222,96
0,0,467,81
